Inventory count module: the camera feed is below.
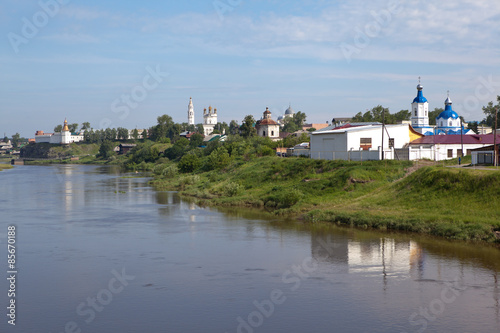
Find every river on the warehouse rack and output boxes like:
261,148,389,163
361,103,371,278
0,164,499,332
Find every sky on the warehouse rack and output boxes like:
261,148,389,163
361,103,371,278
1,0,500,138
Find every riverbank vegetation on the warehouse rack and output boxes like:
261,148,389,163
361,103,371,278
16,110,500,243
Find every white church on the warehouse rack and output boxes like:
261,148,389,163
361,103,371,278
35,119,84,144
187,98,219,136
410,81,472,136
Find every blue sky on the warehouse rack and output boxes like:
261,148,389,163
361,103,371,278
2,0,500,137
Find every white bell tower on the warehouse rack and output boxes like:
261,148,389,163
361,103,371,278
411,77,430,133
188,97,195,125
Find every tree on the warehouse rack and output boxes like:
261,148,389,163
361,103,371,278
54,124,63,132
81,122,91,131
68,123,79,133
229,120,239,135
282,117,299,133
141,129,148,140
98,141,115,159
206,147,231,170
429,108,443,125
189,133,204,148
11,133,20,148
467,121,479,134
3,136,8,143
132,129,139,141
482,97,500,128
240,115,256,137
164,138,190,160
178,153,201,173
152,114,179,141
293,111,307,128
117,127,129,141
196,124,205,134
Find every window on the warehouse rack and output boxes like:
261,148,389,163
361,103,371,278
360,138,372,150
447,149,453,158
263,131,266,137
389,138,395,148
271,131,274,136
425,111,428,116
414,110,417,116
466,149,471,156
458,149,463,157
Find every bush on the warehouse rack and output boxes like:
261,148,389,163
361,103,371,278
264,187,303,208
162,165,178,178
206,147,231,170
224,182,242,197
178,154,201,173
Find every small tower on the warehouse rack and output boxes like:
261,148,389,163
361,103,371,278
188,97,195,125
61,118,71,144
410,78,431,134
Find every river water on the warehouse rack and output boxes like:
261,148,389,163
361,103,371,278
0,164,499,333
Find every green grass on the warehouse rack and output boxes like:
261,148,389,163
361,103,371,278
151,156,500,243
0,163,13,171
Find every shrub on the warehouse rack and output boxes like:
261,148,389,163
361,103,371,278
162,165,178,178
224,182,242,197
206,147,231,170
264,187,303,208
178,154,201,173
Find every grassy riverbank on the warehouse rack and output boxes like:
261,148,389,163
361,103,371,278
0,163,13,171
151,156,500,243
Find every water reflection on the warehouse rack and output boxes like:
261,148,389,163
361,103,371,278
2,164,500,332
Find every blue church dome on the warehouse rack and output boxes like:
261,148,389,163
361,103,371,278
437,97,459,120
413,84,427,103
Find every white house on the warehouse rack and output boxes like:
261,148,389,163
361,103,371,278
409,134,500,161
310,123,423,161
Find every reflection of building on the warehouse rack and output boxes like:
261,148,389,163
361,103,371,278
255,107,280,140
35,119,84,144
203,106,218,136
311,234,424,279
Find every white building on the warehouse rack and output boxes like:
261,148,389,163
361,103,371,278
255,107,280,141
35,119,84,144
127,129,145,140
202,106,218,136
409,134,500,161
434,95,464,135
410,82,433,134
188,97,195,125
277,104,295,126
310,123,422,161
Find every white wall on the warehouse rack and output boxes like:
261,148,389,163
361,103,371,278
310,124,411,161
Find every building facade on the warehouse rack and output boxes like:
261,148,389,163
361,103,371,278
202,106,218,136
188,97,195,125
35,119,84,144
255,107,280,140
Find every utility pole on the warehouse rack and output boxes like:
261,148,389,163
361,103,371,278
460,117,464,164
381,108,385,161
494,107,498,167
